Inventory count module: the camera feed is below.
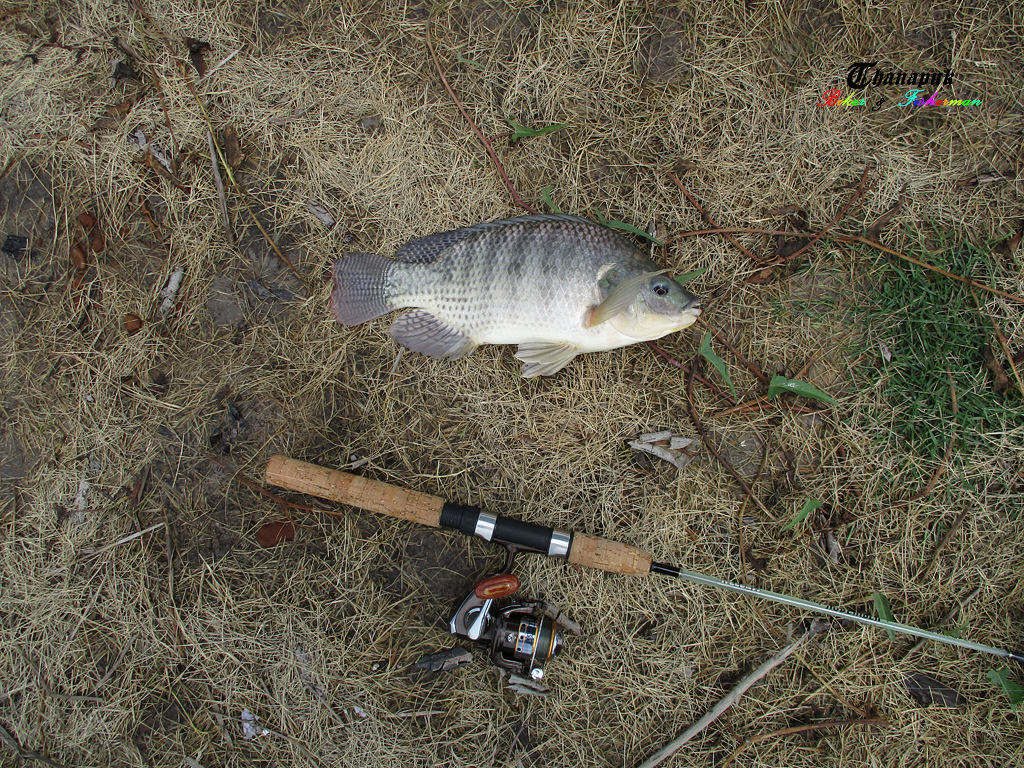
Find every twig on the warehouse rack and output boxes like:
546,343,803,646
915,507,970,582
207,131,234,245
718,717,887,768
149,65,178,173
766,165,873,267
197,48,241,82
425,17,536,213
988,315,1024,397
837,235,1024,304
668,172,766,265
684,363,770,516
637,623,822,768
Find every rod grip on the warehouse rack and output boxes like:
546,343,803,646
265,455,445,528
568,533,652,576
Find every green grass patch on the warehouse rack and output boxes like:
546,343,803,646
855,238,1024,462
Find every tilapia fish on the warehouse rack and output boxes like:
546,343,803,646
331,214,701,377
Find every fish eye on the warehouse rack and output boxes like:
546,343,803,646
652,280,669,296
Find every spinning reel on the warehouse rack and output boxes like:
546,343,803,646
434,546,579,687
450,573,564,680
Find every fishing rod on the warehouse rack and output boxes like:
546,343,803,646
265,456,1024,676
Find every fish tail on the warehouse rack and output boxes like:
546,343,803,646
331,252,395,325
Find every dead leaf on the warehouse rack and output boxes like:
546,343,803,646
256,520,295,547
746,265,777,284
672,158,696,175
91,97,135,130
223,125,243,168
864,185,906,243
414,647,473,673
959,169,1015,187
821,529,842,564
772,234,810,260
983,344,1012,395
628,431,699,471
305,199,335,229
109,57,140,85
743,548,768,572
904,672,965,707
763,204,802,217
186,38,211,76
993,221,1023,259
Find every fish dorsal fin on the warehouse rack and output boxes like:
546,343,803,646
388,310,478,359
586,270,667,327
392,214,603,264
515,341,580,377
392,228,478,264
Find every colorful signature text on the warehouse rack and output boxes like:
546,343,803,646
817,89,981,110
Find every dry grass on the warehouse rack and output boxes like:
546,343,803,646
1,0,1022,766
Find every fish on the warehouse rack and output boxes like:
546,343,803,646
331,214,701,377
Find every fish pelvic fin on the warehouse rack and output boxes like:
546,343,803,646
515,342,581,377
587,270,667,327
388,310,478,360
331,253,395,325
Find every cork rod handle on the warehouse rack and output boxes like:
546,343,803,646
265,455,445,528
568,533,652,577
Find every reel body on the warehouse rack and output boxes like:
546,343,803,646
449,578,565,680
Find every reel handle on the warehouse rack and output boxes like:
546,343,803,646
265,455,652,577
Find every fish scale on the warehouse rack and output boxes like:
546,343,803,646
331,214,701,377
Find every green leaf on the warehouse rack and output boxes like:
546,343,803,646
698,331,736,398
606,218,663,244
674,267,707,286
873,591,896,640
940,622,966,639
781,498,821,531
504,118,565,141
540,186,563,214
592,213,663,245
456,53,484,70
767,374,837,405
987,668,1024,710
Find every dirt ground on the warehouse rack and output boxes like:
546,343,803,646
1,1,1022,766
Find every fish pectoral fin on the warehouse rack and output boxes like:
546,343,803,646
515,342,581,377
388,310,478,360
586,269,667,327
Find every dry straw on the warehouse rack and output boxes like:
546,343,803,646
0,1,1021,766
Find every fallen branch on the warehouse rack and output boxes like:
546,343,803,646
425,16,536,213
637,622,824,768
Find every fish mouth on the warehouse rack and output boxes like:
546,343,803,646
674,306,701,330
